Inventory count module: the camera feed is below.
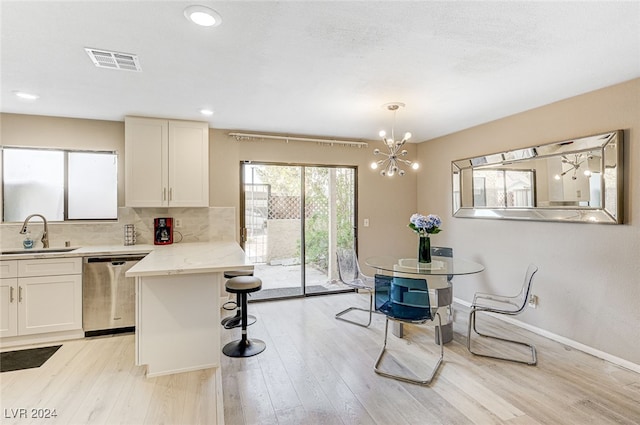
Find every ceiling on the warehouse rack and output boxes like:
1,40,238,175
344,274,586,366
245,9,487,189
2,1,639,143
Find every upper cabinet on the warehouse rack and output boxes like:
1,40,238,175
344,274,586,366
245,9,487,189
125,117,209,207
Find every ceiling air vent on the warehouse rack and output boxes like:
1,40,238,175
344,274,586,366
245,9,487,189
84,48,142,72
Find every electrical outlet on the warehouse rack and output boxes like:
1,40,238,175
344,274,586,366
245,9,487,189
175,218,182,228
528,294,538,308
364,218,370,227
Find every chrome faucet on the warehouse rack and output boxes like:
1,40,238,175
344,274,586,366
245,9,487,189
20,214,49,248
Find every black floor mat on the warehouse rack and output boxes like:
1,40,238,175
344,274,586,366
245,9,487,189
1,345,62,373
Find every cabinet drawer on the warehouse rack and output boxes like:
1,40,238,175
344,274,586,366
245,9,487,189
0,261,18,278
18,258,82,277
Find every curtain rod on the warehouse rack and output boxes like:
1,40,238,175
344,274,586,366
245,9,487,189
228,132,369,148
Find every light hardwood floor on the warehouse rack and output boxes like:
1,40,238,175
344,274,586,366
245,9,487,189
1,293,639,424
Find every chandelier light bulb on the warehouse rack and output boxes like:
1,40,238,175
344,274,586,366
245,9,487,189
584,170,592,176
404,132,412,140
370,162,379,170
554,174,561,180
373,148,380,155
399,169,406,176
411,162,419,170
400,150,408,156
379,130,386,138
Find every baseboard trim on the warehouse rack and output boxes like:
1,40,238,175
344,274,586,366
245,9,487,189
454,298,640,374
0,330,84,350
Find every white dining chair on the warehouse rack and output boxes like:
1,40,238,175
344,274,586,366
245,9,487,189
467,264,539,365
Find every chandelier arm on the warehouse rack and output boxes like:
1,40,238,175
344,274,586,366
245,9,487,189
396,158,413,165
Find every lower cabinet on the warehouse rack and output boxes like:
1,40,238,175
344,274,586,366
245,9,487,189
0,277,18,337
0,258,82,338
17,274,82,335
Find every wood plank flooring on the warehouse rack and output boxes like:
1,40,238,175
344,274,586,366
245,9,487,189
1,292,638,424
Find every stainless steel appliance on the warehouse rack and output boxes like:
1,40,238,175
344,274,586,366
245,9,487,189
83,255,146,337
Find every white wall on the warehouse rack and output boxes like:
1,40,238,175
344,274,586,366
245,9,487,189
417,78,640,367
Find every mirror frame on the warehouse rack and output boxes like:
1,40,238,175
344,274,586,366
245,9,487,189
452,130,624,224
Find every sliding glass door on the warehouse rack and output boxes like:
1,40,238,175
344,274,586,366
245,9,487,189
241,162,357,300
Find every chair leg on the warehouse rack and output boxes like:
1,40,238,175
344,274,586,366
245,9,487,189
335,291,374,328
374,313,444,386
467,307,537,365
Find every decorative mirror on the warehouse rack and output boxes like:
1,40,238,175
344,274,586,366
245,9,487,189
452,130,623,224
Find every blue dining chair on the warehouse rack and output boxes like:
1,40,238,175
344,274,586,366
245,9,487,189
374,274,444,385
431,245,453,282
467,264,539,365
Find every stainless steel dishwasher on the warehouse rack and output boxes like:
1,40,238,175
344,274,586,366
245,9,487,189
83,255,146,337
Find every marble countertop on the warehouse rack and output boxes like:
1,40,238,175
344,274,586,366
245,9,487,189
126,241,253,277
1,242,252,278
0,244,154,260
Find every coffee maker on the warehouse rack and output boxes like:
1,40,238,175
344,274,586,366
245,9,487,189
153,217,173,245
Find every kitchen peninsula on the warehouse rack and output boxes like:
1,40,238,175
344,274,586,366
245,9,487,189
126,241,253,377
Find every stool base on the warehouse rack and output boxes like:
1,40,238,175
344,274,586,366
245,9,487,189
222,314,257,329
223,338,266,358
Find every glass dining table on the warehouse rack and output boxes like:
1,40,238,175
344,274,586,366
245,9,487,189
365,255,485,344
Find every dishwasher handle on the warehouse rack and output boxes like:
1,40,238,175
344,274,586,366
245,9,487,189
84,255,146,264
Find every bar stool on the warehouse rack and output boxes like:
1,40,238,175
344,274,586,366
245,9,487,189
222,276,266,357
221,270,257,329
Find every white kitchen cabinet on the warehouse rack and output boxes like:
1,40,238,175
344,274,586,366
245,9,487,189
1,261,18,337
0,258,82,338
125,116,209,207
1,279,18,337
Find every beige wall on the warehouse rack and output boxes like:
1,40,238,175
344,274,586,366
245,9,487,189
0,113,419,265
417,78,640,366
0,114,126,206
208,129,419,262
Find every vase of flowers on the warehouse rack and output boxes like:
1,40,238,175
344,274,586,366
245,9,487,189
408,213,442,263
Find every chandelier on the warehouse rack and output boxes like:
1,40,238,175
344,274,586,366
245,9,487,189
554,153,593,180
370,102,419,177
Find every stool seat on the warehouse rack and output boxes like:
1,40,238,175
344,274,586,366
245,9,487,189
224,270,254,279
226,276,262,293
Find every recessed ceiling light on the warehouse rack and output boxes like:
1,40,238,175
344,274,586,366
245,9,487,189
184,5,222,27
13,91,39,101
200,109,214,116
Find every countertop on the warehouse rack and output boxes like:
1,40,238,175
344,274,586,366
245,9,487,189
0,244,154,260
125,241,253,277
0,241,253,278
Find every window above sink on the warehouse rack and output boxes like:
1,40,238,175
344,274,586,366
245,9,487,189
1,147,118,223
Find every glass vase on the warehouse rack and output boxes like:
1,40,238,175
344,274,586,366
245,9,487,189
418,235,431,263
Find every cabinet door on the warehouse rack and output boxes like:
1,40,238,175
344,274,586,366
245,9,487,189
0,278,18,337
168,120,209,207
125,117,169,207
17,274,82,335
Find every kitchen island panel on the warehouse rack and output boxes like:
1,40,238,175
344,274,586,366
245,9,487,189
136,273,222,377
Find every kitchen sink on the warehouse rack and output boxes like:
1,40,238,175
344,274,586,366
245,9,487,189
1,247,78,255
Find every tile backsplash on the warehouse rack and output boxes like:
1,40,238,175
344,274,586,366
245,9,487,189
0,207,237,249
